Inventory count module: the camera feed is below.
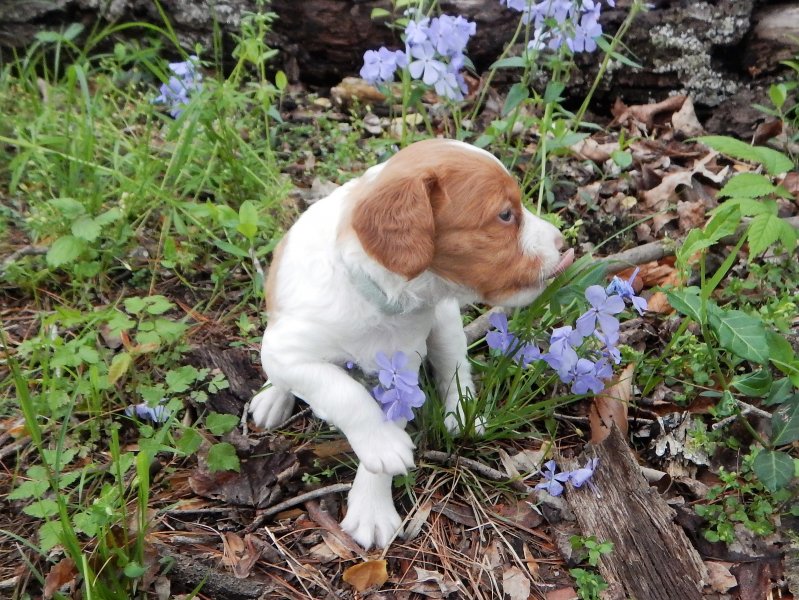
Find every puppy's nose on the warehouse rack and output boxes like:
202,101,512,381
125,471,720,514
553,231,565,251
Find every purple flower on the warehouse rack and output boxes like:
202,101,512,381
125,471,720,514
593,357,613,381
125,401,170,423
535,460,570,496
376,351,419,389
374,383,426,421
373,351,426,422
575,286,625,338
606,268,648,315
594,330,621,364
427,15,475,57
486,313,517,355
405,18,431,45
566,5,603,53
360,47,406,85
153,55,202,118
569,457,598,487
408,41,448,86
563,357,605,394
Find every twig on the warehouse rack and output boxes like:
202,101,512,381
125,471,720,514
0,245,47,277
554,412,654,425
711,399,772,431
423,450,532,494
245,482,352,533
304,499,365,555
0,436,31,462
464,216,799,343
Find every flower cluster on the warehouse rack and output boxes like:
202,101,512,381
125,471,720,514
501,0,615,54
361,14,476,101
153,56,203,118
535,457,598,496
372,351,426,422
486,269,646,394
125,401,171,424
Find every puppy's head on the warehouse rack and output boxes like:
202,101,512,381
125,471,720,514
351,139,573,306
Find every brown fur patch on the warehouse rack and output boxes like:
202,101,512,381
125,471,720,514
264,233,289,314
350,139,545,302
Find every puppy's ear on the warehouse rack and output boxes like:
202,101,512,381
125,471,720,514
352,174,436,279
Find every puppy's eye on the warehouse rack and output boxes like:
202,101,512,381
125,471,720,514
498,209,514,223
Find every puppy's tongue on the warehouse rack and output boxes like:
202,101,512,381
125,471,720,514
547,248,575,280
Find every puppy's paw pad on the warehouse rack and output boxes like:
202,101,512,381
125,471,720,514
249,387,294,429
350,425,415,476
341,502,401,550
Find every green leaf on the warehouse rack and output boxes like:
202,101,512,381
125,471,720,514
778,218,797,251
772,397,799,445
237,200,259,240
676,230,713,270
698,136,793,175
108,352,132,385
747,213,783,256
611,150,633,169
165,366,200,394
707,309,769,363
274,70,288,91
214,239,250,258
490,56,527,69
9,466,50,500
123,561,147,578
722,197,771,217
62,23,84,41
370,7,391,19
124,297,147,315
752,449,794,491
48,197,85,219
46,235,85,267
206,412,240,436
71,216,102,242
207,442,240,472
665,287,704,323
543,81,565,104
731,369,772,397
769,83,787,109
502,83,529,116
145,295,174,315
176,428,203,455
718,173,778,199
765,378,797,406
39,521,63,552
24,499,60,518
704,204,741,242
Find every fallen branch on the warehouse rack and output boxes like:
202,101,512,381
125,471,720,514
464,215,799,344
0,245,47,277
245,482,352,533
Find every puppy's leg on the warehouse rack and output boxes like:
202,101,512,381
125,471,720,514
427,298,483,434
249,381,294,429
341,463,401,549
262,330,415,475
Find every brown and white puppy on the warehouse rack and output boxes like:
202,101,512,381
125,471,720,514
250,138,573,548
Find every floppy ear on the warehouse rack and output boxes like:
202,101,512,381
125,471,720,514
351,173,436,279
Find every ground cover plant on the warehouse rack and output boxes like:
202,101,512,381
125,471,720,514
0,0,797,598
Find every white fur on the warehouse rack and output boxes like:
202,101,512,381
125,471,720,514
249,143,565,549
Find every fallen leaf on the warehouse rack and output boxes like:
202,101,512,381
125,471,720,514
404,500,433,541
44,557,76,599
590,363,634,443
410,567,462,597
705,560,738,594
676,199,707,232
502,566,531,600
570,137,620,163
546,588,578,600
523,543,540,578
612,95,687,133
672,96,703,137
497,501,544,530
319,531,355,560
221,532,260,579
330,77,387,106
752,119,782,146
342,560,389,592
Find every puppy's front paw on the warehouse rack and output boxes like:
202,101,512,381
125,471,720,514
349,423,415,476
249,385,294,429
341,475,402,549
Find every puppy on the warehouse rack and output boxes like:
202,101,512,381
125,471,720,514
249,138,573,549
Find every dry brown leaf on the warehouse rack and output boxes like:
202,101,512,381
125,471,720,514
410,567,462,597
330,77,387,106
404,500,433,541
672,96,703,137
221,532,260,579
780,171,799,202
612,95,687,133
676,198,707,232
570,137,620,163
503,566,531,600
546,588,579,600
523,543,540,579
342,559,389,592
590,363,634,443
752,119,783,146
642,170,694,210
704,561,738,592
44,557,76,599
645,269,683,314
498,447,521,479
